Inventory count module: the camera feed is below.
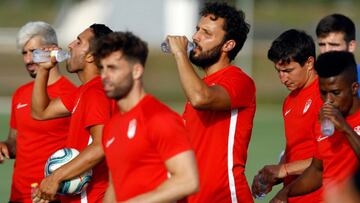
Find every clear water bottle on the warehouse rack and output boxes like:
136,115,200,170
160,41,195,53
321,118,335,136
33,49,70,63
255,174,268,199
30,182,38,199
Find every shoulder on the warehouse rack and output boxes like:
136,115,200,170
142,96,181,123
57,76,77,88
221,66,255,86
13,81,34,96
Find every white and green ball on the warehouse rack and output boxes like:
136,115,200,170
45,148,92,195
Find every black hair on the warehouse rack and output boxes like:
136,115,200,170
268,29,315,66
200,2,250,61
316,14,356,43
315,51,357,83
89,24,113,39
93,31,148,67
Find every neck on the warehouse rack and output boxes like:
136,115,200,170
117,81,146,113
77,63,100,84
203,54,231,76
302,70,317,89
349,98,360,115
47,66,62,85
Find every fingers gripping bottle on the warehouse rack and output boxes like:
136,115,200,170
160,40,195,53
33,49,70,63
255,174,268,199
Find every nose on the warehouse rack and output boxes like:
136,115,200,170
192,31,200,44
68,40,75,50
325,93,334,104
279,71,288,84
24,52,32,64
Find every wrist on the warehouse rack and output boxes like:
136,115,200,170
174,50,189,60
281,163,289,178
51,168,65,183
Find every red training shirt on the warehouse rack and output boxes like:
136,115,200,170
102,95,192,201
282,78,322,202
315,108,360,191
60,76,113,203
183,66,256,203
10,77,76,203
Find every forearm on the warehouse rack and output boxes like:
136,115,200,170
287,162,322,197
125,174,197,203
6,128,17,158
284,158,312,176
52,143,105,182
173,52,210,109
343,124,360,160
103,174,116,203
125,151,198,203
32,68,51,119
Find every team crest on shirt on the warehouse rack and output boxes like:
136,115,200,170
127,119,137,139
354,126,360,136
303,99,312,114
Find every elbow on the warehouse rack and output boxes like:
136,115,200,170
183,173,199,195
189,177,199,194
188,94,209,110
31,111,46,120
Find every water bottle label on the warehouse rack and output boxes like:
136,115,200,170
321,119,334,136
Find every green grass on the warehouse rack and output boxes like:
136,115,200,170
0,102,285,202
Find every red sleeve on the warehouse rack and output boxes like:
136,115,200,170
82,88,112,129
149,112,192,161
217,69,256,108
60,90,77,112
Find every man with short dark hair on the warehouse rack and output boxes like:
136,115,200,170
270,51,360,203
252,29,322,203
31,24,114,203
316,13,360,95
166,2,256,202
94,31,199,202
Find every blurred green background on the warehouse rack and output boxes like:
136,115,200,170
1,0,360,202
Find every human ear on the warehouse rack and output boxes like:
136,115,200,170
348,40,356,53
222,40,236,52
132,63,144,80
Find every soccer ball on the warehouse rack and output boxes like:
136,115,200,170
45,148,92,195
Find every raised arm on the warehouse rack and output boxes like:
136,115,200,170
122,150,198,203
322,103,360,160
31,63,70,120
167,36,231,110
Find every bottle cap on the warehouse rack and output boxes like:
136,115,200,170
31,182,39,188
50,50,58,58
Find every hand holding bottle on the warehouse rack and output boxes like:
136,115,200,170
161,36,194,55
33,49,70,63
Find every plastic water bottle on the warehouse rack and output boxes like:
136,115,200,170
321,118,335,136
33,49,70,63
30,182,38,200
255,174,268,199
160,41,195,53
